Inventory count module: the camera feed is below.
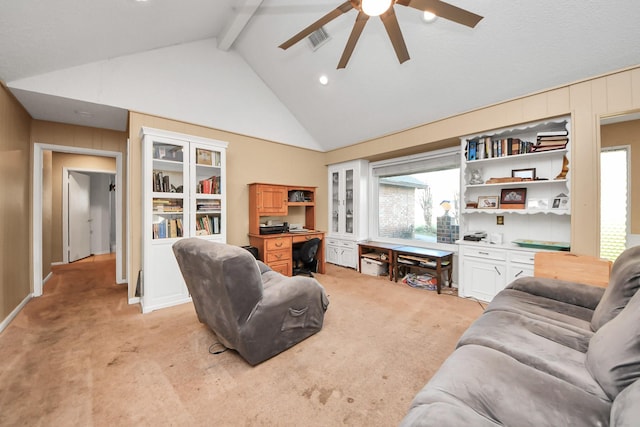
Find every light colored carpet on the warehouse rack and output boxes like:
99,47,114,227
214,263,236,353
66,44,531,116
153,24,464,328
0,256,483,426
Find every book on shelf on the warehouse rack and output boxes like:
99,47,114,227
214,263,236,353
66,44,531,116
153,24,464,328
153,171,178,192
152,218,183,239
196,200,221,211
468,137,534,160
537,130,568,138
198,175,221,194
153,199,182,213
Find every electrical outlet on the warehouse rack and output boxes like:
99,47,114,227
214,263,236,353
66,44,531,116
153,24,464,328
497,215,504,225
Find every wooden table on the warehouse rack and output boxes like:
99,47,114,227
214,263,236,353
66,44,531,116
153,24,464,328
357,241,401,281
393,246,454,294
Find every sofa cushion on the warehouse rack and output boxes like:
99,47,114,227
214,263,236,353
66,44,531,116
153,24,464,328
591,245,640,330
587,289,640,400
457,310,606,400
610,380,640,427
401,344,611,427
485,289,595,334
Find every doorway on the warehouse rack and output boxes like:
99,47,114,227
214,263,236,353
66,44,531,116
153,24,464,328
600,147,630,260
64,169,117,263
33,143,125,298
599,112,640,259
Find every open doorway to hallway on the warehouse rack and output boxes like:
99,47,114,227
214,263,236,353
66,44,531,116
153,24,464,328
33,143,125,298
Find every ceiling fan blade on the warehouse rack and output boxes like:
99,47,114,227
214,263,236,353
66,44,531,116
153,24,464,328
380,7,410,64
279,1,354,50
337,12,370,69
398,0,483,28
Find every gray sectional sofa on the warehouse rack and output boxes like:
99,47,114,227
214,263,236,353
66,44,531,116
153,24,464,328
401,245,640,427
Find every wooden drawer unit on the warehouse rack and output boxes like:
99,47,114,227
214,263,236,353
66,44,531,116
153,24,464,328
266,249,290,264
266,237,291,251
270,261,292,276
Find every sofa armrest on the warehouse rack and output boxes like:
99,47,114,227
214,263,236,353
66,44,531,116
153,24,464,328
507,276,605,310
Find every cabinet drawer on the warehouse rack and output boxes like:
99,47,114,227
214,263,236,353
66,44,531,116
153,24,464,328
266,238,291,251
510,252,536,265
269,260,291,276
266,249,291,263
463,247,506,261
292,234,322,244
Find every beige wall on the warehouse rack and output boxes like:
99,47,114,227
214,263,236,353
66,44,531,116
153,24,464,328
128,112,327,298
601,119,640,234
31,121,128,280
326,67,640,256
0,84,31,322
49,153,117,263
3,66,640,323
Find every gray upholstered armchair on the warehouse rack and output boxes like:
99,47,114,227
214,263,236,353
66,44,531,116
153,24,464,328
172,238,329,365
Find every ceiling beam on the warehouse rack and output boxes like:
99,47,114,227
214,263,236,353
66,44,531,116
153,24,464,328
217,0,263,51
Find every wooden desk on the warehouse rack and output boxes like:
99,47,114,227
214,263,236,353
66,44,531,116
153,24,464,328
357,241,401,281
393,246,454,294
249,231,325,277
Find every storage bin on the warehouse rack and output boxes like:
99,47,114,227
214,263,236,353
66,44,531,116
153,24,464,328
361,257,388,276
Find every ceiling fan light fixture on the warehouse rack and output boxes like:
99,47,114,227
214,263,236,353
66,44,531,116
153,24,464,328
422,11,437,23
361,0,392,17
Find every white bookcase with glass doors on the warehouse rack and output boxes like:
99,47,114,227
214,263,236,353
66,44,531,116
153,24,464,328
326,160,368,269
141,127,227,313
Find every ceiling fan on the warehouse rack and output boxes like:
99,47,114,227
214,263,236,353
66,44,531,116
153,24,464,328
279,0,483,69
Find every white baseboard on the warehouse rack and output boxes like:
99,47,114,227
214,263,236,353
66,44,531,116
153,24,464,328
42,271,53,290
128,296,140,305
51,261,64,266
0,293,32,333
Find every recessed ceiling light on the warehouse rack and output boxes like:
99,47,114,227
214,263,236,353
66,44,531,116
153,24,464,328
422,11,438,23
319,75,329,85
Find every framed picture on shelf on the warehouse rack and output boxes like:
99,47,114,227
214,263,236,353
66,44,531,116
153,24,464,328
500,188,527,209
552,195,569,209
527,198,549,210
512,168,536,180
196,148,212,166
477,195,499,209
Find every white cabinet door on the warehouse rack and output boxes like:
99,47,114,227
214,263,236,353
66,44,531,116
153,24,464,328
326,244,340,265
507,263,534,283
462,257,506,302
507,250,535,283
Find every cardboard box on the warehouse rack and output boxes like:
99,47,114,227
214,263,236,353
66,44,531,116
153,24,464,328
361,257,388,276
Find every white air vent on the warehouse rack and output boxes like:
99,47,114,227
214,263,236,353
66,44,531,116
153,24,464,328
307,27,330,51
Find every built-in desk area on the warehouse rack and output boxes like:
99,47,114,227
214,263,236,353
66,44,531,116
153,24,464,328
248,183,325,276
358,241,454,294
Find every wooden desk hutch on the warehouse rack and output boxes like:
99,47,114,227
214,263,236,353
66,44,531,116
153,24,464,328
248,183,325,276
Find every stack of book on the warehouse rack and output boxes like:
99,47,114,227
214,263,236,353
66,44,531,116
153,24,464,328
532,130,568,152
196,200,221,212
153,199,182,213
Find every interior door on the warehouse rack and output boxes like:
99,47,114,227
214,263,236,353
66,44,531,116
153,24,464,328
68,171,92,262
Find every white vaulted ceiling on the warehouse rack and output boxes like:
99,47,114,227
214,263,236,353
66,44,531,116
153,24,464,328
2,0,640,151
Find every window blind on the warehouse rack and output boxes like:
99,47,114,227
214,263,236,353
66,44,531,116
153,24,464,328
371,147,459,177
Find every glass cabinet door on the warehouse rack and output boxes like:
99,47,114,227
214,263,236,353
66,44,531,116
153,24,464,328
151,141,186,240
192,145,223,237
344,168,354,235
331,171,340,233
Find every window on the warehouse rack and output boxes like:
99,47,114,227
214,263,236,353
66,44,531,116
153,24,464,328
370,147,460,247
600,146,629,261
